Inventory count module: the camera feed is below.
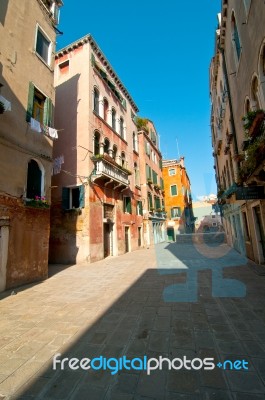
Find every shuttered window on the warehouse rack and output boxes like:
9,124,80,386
62,185,85,210
170,185,178,196
123,196,132,214
26,82,53,125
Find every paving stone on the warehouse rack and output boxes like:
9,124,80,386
225,370,265,393
200,388,233,399
166,370,199,394
136,369,166,399
215,340,246,356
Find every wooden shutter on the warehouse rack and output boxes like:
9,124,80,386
43,97,52,126
79,185,85,208
62,187,69,209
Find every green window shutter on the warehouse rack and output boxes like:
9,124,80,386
138,201,143,215
171,185,177,196
152,170,157,184
128,198,132,214
43,97,53,126
155,197,161,209
149,166,152,180
160,178,164,189
148,193,153,209
79,185,85,208
26,81,34,122
62,187,69,210
159,159,163,169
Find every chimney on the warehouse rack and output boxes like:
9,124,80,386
179,156,185,167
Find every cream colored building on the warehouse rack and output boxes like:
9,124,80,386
210,0,265,264
0,0,62,290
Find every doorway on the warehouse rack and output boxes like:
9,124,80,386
125,226,130,253
253,205,265,262
104,223,111,258
138,227,142,247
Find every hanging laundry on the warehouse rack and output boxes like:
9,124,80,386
30,117,42,133
53,155,64,175
48,127,58,139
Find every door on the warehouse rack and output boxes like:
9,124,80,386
167,227,175,241
138,227,142,247
104,223,110,258
125,227,129,253
253,206,265,262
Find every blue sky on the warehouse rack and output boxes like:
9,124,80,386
56,1,221,199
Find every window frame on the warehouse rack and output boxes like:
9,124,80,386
169,168,176,176
62,185,85,210
123,196,132,214
171,207,181,219
35,24,52,67
170,184,178,196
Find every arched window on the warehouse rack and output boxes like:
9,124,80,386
251,76,260,110
113,145,117,161
121,152,126,168
262,45,265,76
104,138,110,154
94,131,100,155
103,98,109,121
93,88,99,114
112,108,116,131
120,117,124,138
134,162,140,187
231,12,241,62
26,159,42,199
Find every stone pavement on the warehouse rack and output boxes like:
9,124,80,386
0,240,265,399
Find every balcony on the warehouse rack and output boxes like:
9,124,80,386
91,156,130,189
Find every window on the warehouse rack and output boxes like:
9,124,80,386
104,138,110,154
169,168,176,176
133,132,138,152
155,196,161,210
103,98,109,121
137,201,143,216
26,82,52,125
121,152,126,168
145,141,150,156
120,117,124,139
170,185,178,196
50,2,61,25
26,159,42,199
113,145,117,161
251,76,260,110
59,60,69,75
152,170,158,184
94,131,100,155
112,108,116,130
160,178,164,190
35,27,52,65
148,192,153,210
123,196,132,214
62,185,85,210
146,164,152,181
231,13,241,62
242,211,250,241
93,88,99,114
134,163,140,187
171,207,181,219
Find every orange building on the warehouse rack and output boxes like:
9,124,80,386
162,157,194,238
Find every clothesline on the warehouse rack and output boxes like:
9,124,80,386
29,117,59,139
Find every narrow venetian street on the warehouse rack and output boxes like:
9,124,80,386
1,238,265,400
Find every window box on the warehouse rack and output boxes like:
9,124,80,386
25,196,50,209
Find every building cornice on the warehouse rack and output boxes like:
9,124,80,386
55,34,139,112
